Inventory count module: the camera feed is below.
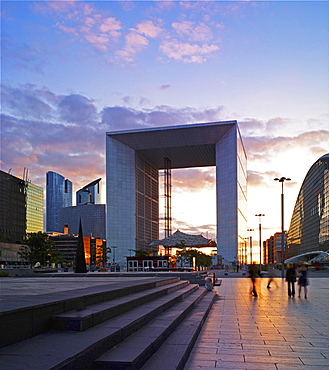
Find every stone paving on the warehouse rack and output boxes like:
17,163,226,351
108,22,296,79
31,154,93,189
184,275,329,370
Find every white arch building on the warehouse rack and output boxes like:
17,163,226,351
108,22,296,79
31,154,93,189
106,121,247,267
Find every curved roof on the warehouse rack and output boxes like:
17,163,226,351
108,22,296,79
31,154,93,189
284,251,329,264
149,230,213,247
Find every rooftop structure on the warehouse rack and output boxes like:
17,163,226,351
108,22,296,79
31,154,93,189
76,178,102,205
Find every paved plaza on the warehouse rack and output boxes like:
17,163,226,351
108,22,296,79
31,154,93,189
0,272,328,369
185,273,329,370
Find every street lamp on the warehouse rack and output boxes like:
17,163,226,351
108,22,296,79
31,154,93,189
112,246,117,264
247,229,254,264
255,214,265,271
274,176,291,278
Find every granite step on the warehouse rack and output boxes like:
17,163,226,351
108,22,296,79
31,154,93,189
0,283,200,370
51,280,190,331
0,277,180,348
140,291,216,370
93,289,215,370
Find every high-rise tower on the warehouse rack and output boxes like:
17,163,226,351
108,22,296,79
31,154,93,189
46,171,72,232
76,178,102,205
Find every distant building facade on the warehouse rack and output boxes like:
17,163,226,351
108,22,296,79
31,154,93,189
46,171,72,232
287,153,329,257
76,178,102,205
50,233,105,266
0,170,43,243
263,232,287,264
58,204,106,239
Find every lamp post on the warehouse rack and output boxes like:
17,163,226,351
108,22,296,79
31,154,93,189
255,214,265,271
274,176,291,278
112,246,117,264
247,228,254,264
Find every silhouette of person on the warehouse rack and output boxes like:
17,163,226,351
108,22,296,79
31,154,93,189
285,263,297,297
297,264,309,299
266,266,278,289
248,263,258,297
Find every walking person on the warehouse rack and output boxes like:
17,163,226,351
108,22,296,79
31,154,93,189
297,263,309,299
285,263,296,297
248,263,258,297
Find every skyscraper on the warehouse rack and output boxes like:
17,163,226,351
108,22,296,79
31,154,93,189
0,170,44,242
76,178,102,205
46,171,72,232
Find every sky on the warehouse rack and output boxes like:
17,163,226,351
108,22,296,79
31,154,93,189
1,0,329,259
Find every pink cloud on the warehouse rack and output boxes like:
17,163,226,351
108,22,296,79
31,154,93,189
159,39,219,63
172,21,213,42
134,20,163,38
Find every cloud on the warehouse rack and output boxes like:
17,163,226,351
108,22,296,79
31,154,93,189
58,94,98,125
158,85,171,90
101,105,224,130
115,32,149,62
172,168,215,191
2,83,328,209
31,1,222,64
172,21,213,42
159,39,219,63
134,20,163,38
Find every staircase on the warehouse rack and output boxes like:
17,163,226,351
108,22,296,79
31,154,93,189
0,277,216,370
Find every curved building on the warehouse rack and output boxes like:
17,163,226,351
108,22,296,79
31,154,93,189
286,153,329,258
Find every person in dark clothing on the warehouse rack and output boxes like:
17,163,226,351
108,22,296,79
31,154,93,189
297,264,309,299
248,263,258,297
285,263,297,297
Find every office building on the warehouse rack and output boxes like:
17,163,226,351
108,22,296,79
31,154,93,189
50,233,105,266
76,178,102,205
46,171,72,232
58,203,106,239
263,232,287,264
106,121,247,267
287,153,329,257
0,170,44,243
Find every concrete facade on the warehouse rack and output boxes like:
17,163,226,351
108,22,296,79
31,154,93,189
106,121,247,267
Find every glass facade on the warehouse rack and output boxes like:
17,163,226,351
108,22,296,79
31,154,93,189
58,204,106,239
0,170,43,242
76,178,102,205
287,153,329,257
135,155,159,251
237,128,248,264
26,182,44,234
46,171,72,232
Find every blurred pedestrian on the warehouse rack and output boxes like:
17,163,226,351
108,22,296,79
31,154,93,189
266,266,278,289
248,263,258,297
297,263,309,299
285,263,297,297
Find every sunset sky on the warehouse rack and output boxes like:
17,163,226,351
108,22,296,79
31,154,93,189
1,1,328,259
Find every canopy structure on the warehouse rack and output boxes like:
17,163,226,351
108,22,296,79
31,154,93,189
150,230,214,248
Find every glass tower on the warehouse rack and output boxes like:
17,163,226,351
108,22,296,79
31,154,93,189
46,171,72,232
287,153,329,257
76,178,102,205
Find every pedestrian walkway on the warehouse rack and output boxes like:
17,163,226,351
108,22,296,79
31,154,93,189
184,276,329,369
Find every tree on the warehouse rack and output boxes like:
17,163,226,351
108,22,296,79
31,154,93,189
19,232,61,267
96,243,111,266
176,249,212,268
134,249,151,257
